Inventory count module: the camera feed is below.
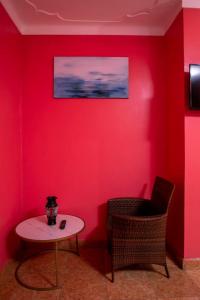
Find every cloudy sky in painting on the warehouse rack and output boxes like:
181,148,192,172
54,57,128,98
54,57,128,82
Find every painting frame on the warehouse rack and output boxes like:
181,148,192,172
53,56,129,99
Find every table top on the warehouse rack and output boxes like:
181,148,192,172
15,214,85,243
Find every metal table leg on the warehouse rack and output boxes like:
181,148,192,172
55,241,59,288
15,236,80,291
15,249,59,291
76,234,80,256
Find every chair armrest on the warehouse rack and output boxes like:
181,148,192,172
111,214,167,240
107,198,151,231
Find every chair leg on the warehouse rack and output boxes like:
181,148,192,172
111,268,114,283
164,263,170,278
111,257,115,283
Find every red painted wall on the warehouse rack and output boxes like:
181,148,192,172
165,12,185,260
0,6,189,263
22,35,167,240
183,8,200,258
0,5,22,268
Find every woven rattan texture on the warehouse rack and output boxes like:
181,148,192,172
107,177,175,281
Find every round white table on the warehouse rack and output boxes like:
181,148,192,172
15,214,85,291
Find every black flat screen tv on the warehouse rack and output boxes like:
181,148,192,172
190,64,200,109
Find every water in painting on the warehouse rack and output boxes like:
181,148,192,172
54,57,128,99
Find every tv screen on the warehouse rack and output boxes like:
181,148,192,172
190,64,200,109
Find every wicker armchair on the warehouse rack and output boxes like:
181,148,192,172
107,176,175,282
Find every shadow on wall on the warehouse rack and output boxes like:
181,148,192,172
74,203,107,275
145,53,185,264
138,183,148,198
6,223,21,261
85,203,107,246
84,182,149,248
81,185,149,275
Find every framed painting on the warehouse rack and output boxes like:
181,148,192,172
54,57,128,99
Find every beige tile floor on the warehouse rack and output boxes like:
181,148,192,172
0,247,200,300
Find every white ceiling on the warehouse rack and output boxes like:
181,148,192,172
0,0,199,36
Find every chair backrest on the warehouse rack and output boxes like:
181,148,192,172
150,176,175,214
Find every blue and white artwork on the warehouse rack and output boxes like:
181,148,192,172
54,57,128,99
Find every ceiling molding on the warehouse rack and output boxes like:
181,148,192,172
23,0,162,23
21,24,164,36
24,0,122,23
1,0,195,36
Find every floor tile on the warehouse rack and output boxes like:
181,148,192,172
1,248,200,300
